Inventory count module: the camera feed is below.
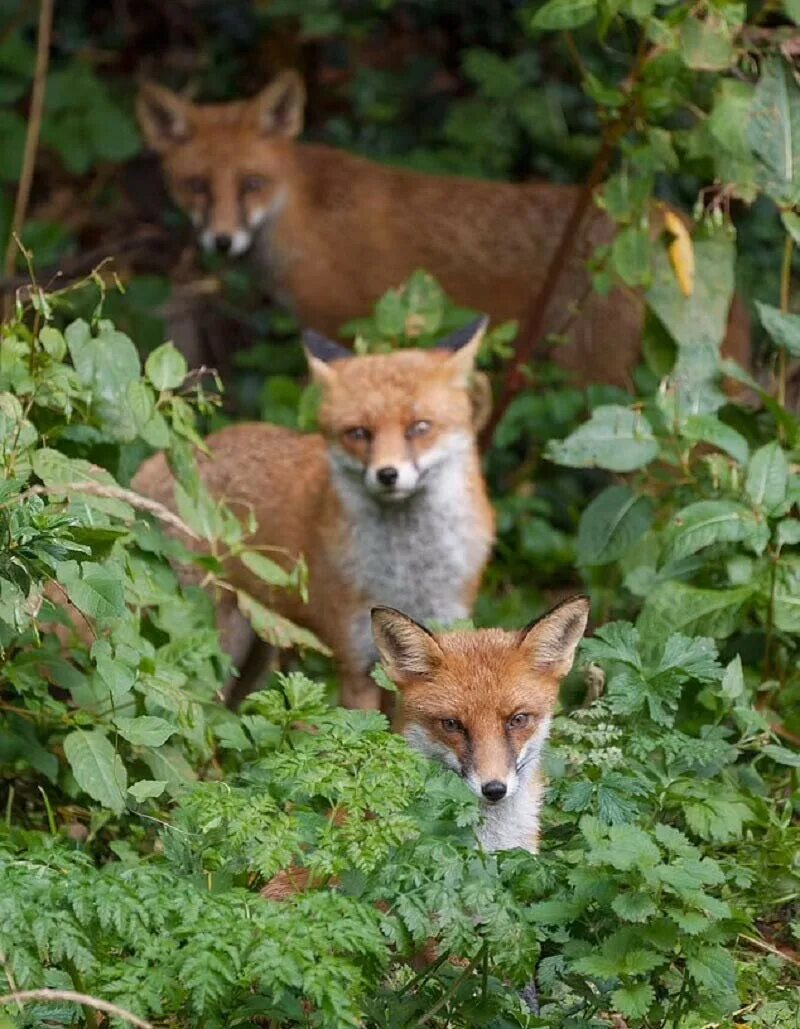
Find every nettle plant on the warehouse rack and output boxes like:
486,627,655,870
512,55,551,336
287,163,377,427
0,274,323,823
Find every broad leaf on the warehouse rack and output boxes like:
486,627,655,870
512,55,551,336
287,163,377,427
745,442,788,512
576,485,653,566
114,715,178,747
63,729,127,813
546,405,658,472
756,301,800,357
663,500,769,563
747,56,800,205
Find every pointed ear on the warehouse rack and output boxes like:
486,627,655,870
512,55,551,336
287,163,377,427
252,70,305,138
371,607,442,683
136,82,193,151
303,329,352,386
469,371,493,432
518,596,590,679
435,315,488,383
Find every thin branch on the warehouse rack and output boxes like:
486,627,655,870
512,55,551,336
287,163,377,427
4,481,201,540
2,0,54,282
0,989,153,1028
481,34,653,447
739,933,800,968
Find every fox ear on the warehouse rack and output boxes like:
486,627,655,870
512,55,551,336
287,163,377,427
253,70,305,138
303,329,352,386
517,596,590,680
469,371,493,432
136,82,193,151
371,607,442,683
435,315,488,384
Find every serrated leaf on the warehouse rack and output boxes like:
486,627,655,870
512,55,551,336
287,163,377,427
546,405,659,472
237,590,331,655
611,982,655,1019
577,485,653,566
686,944,737,997
127,779,167,801
588,824,661,871
664,500,768,563
639,582,753,640
145,342,188,391
32,448,134,520
745,442,788,511
680,13,734,71
114,715,177,747
63,729,127,813
60,563,126,620
612,892,658,923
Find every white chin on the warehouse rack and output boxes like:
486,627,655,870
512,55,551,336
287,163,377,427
368,486,416,503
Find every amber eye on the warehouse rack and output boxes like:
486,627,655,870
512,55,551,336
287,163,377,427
441,717,464,733
344,426,372,443
183,176,208,195
406,419,432,438
242,174,268,193
507,713,530,730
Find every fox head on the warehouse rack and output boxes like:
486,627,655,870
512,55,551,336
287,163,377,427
371,596,590,804
304,317,490,503
136,71,305,257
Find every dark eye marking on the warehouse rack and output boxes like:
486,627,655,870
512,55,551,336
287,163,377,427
343,426,372,443
182,176,209,195
241,174,268,193
441,717,466,734
507,712,531,730
406,419,432,439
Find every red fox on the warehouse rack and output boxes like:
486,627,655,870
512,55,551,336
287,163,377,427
132,318,495,710
371,595,590,852
136,71,750,389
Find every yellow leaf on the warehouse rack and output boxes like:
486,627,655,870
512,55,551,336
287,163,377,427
664,210,695,297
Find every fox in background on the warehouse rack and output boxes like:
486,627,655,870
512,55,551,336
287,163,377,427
133,317,494,711
137,70,751,390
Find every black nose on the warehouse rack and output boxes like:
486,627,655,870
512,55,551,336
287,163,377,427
482,780,507,802
376,466,399,487
214,233,232,254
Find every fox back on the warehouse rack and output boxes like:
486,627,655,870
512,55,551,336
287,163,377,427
133,320,494,709
371,596,590,851
137,72,751,389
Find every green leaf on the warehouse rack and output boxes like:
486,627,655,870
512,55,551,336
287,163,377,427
240,550,293,589
639,582,753,640
777,518,800,549
762,743,800,767
747,56,800,205
63,729,127,813
546,405,659,472
756,301,800,357
745,442,788,512
237,591,331,655
682,414,749,464
686,944,737,998
611,226,650,287
128,779,168,802
145,342,188,391
663,500,769,563
612,892,658,923
588,824,661,871
611,982,655,1019
32,448,134,520
528,0,597,31
680,13,734,71
114,715,178,747
60,563,126,620
577,485,653,566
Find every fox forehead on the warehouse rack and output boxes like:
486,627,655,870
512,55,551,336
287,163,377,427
318,350,472,430
401,629,561,724
162,121,286,175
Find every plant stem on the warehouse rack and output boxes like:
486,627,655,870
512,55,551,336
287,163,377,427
776,232,794,414
415,951,479,1026
2,0,54,306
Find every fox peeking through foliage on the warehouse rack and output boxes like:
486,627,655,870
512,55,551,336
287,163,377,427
371,595,590,852
133,318,494,710
137,70,751,390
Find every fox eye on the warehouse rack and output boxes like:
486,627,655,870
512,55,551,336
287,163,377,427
242,174,268,192
406,419,432,438
507,713,530,730
344,426,372,443
441,717,464,734
182,176,208,195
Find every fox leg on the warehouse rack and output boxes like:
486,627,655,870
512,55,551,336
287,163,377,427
338,662,383,711
216,594,277,708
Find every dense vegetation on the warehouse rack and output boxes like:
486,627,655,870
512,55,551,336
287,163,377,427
2,1,800,1026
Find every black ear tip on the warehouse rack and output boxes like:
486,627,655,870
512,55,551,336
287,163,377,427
302,329,352,364
434,314,490,352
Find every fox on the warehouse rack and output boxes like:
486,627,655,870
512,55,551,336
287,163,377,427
371,595,590,853
136,70,751,390
132,317,495,711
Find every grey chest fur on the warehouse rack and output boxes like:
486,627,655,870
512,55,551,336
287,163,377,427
330,455,491,665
